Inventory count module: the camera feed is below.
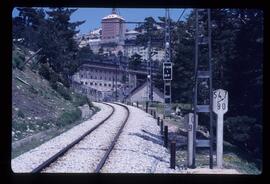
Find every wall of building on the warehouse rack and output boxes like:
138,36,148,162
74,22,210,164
89,39,101,54
101,18,125,44
72,65,137,101
125,45,165,62
129,84,164,103
78,68,123,92
71,81,103,102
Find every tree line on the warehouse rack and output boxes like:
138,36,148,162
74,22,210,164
137,9,262,165
13,8,87,87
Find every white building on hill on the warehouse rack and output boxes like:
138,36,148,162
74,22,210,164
75,9,165,61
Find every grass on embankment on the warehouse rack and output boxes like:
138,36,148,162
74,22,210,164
12,45,99,158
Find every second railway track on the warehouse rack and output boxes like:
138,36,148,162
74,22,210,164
31,102,129,173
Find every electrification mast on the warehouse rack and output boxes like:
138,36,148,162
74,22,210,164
147,36,153,102
163,8,172,117
192,9,214,169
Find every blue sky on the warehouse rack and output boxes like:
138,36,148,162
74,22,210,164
12,8,191,34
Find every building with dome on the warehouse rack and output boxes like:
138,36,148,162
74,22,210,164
75,8,164,62
72,8,165,101
101,8,126,45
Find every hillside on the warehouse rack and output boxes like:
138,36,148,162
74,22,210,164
12,45,98,158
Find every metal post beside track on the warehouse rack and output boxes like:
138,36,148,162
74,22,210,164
164,126,168,148
170,141,176,169
160,120,164,135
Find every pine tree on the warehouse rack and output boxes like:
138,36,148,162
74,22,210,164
44,8,85,74
170,13,195,103
13,8,46,50
128,53,142,70
14,7,85,87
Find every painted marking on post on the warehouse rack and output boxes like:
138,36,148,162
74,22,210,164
213,89,228,115
187,113,194,167
213,89,228,169
187,113,198,167
163,62,172,80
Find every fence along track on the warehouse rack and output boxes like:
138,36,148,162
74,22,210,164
31,102,115,173
94,103,130,173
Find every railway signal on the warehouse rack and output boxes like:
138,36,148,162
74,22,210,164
163,62,172,80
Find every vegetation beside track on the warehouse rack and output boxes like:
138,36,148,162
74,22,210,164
12,45,99,158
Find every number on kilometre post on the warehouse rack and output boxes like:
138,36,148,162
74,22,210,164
213,89,228,169
213,89,228,115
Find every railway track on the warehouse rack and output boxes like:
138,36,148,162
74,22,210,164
31,102,129,173
95,103,129,173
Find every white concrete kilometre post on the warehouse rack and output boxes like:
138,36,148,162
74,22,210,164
187,113,193,167
213,89,228,168
187,113,198,168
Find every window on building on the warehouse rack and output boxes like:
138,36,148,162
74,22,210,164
90,76,92,79
80,81,83,84
85,82,88,85
95,83,97,85
104,83,107,87
81,75,83,78
100,76,102,80
90,82,93,85
100,83,102,86
108,84,111,87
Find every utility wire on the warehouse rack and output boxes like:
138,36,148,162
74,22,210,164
177,9,186,23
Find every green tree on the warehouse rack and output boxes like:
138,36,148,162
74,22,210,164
76,45,94,65
13,8,46,50
128,53,142,70
38,8,85,86
135,16,163,49
14,7,85,87
171,17,195,103
224,9,263,160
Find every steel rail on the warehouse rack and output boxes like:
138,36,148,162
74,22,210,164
94,103,130,173
31,102,115,173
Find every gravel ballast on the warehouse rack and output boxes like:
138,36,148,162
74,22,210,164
42,103,128,173
11,102,112,173
100,103,184,173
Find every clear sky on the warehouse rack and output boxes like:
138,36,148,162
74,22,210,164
12,8,191,34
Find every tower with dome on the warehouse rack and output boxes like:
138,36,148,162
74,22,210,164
101,8,126,45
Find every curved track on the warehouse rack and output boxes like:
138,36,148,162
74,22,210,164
94,102,130,173
31,102,115,173
31,102,130,173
